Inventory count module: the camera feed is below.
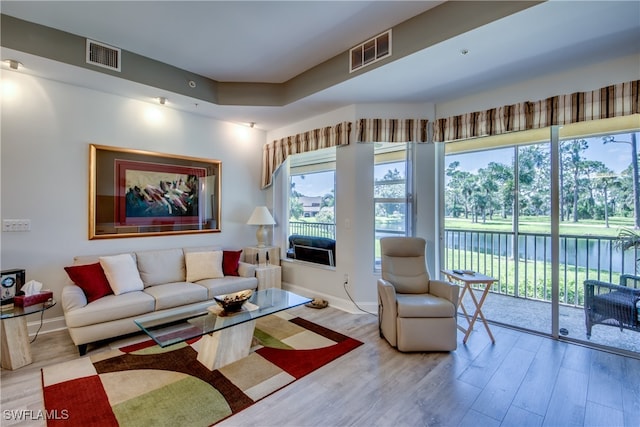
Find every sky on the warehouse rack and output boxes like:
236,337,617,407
447,133,637,175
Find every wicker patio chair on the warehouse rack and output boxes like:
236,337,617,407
584,274,640,338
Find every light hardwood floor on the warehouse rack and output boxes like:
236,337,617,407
1,306,639,426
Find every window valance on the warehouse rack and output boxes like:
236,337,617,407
434,80,640,143
356,118,429,143
261,121,351,189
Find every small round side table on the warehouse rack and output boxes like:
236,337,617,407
1,300,56,370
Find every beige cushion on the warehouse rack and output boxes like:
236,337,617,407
381,237,430,294
185,251,224,282
99,254,144,295
143,282,208,311
63,291,155,328
136,248,185,287
195,276,258,299
396,293,456,318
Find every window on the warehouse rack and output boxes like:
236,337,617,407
374,142,412,270
287,148,336,266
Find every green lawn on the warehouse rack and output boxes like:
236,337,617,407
445,215,633,237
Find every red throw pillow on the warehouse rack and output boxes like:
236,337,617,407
222,250,242,276
64,262,113,303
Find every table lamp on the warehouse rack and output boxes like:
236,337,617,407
247,206,276,248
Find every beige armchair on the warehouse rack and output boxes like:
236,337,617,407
377,237,459,352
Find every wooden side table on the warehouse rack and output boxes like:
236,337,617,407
0,300,56,370
441,270,497,344
255,265,282,290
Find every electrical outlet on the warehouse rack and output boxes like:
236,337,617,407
344,273,349,283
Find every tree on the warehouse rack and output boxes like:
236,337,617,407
561,139,589,223
604,133,640,229
375,167,405,217
289,180,304,219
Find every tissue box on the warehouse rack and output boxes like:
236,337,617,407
14,291,53,307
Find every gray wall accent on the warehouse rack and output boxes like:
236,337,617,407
1,1,541,107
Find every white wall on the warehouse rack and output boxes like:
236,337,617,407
0,71,266,326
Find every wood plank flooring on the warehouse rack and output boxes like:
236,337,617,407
1,306,639,426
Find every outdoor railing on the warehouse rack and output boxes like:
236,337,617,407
444,229,639,307
289,221,336,240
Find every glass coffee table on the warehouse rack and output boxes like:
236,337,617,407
135,288,311,370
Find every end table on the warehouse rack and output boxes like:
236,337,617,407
1,299,56,370
441,270,497,344
255,265,282,290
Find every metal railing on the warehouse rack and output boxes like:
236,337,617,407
444,229,638,307
289,221,336,240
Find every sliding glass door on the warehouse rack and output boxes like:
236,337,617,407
444,123,639,355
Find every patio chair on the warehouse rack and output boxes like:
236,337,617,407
584,274,640,338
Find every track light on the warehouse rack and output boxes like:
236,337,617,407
4,60,22,70
158,97,167,105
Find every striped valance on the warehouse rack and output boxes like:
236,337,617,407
261,121,351,189
356,118,429,143
434,80,640,143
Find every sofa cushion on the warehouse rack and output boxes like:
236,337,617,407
136,248,186,287
63,291,155,328
64,262,113,303
99,254,145,295
396,293,455,318
196,276,258,299
143,282,209,311
223,250,242,276
185,251,224,282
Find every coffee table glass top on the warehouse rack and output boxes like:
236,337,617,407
0,300,56,319
134,289,311,348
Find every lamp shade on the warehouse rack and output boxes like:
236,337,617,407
247,206,276,225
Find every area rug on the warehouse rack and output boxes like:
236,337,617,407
42,312,362,427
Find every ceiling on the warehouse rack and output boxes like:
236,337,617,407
1,1,639,130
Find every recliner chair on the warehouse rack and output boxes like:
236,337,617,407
377,237,459,352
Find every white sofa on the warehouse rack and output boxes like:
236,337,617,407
62,246,258,355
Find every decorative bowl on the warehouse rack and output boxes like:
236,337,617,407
213,290,253,312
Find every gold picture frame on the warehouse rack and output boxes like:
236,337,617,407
89,144,221,239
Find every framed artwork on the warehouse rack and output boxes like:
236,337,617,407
1,269,25,305
89,144,221,239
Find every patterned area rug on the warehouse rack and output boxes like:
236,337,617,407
42,312,362,426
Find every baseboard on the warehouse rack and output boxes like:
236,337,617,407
27,315,67,336
282,282,378,315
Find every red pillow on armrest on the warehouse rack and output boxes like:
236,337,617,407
64,262,113,303
222,250,242,276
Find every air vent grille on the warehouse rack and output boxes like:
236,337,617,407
350,29,391,73
86,39,121,72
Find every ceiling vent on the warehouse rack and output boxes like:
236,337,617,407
349,29,391,73
86,39,121,72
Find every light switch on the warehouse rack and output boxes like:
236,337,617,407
2,219,31,232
